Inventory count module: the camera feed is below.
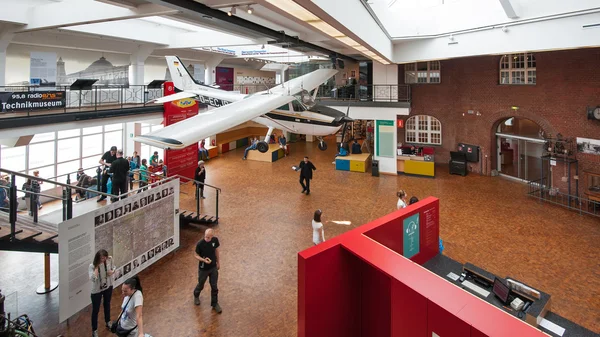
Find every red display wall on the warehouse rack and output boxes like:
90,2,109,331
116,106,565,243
298,197,549,337
162,81,199,179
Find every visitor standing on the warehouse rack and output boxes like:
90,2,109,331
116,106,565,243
115,275,144,337
98,146,117,202
193,228,222,313
312,209,326,245
89,249,115,337
109,150,130,202
194,161,206,199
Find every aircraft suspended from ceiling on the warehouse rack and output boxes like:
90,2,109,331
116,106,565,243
134,56,352,153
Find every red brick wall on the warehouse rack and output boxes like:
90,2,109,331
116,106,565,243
399,48,600,193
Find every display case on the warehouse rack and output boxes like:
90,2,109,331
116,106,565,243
584,171,600,211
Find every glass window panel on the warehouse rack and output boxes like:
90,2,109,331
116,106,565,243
276,104,290,111
104,131,122,151
82,156,102,173
104,123,123,132
527,70,536,84
141,127,150,135
429,61,440,71
58,129,80,139
83,126,103,135
417,62,428,71
527,54,536,68
31,132,55,143
500,71,510,84
29,165,55,191
1,146,26,172
404,63,415,71
29,142,55,168
405,71,417,84
141,144,150,164
418,132,428,143
56,160,81,184
151,125,163,132
57,138,80,163
82,134,103,157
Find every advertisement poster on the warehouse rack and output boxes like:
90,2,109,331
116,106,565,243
30,52,57,86
58,179,180,322
0,91,66,112
403,213,420,259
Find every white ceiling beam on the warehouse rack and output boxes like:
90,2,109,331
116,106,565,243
499,0,519,19
62,20,177,45
0,2,29,25
167,31,263,49
17,1,179,32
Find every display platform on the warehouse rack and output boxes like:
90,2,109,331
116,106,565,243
206,145,218,159
423,254,598,337
397,155,435,177
335,153,371,172
246,143,284,162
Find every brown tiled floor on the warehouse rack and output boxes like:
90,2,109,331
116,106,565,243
1,140,599,336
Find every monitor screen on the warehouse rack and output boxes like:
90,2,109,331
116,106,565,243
493,277,510,304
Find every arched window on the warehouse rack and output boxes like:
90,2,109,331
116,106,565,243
405,61,441,84
405,115,442,145
499,53,536,85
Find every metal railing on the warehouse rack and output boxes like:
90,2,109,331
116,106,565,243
211,84,411,102
527,179,599,217
0,85,164,118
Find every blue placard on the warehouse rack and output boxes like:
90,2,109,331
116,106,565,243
403,213,420,259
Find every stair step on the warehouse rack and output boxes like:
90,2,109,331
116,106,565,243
0,229,23,241
16,229,43,241
35,233,59,243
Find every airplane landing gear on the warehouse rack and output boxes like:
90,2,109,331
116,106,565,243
259,126,274,153
317,137,327,151
257,141,269,153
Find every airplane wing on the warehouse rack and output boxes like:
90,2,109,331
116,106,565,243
269,68,337,96
134,93,296,149
151,91,197,104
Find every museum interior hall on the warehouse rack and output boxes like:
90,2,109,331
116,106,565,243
0,1,599,337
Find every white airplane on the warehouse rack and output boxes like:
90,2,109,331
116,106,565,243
134,56,352,152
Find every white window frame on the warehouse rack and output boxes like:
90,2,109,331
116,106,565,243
405,115,442,145
499,53,536,85
405,61,441,84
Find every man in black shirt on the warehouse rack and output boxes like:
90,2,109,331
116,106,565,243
296,156,317,195
194,161,206,199
193,228,222,313
97,146,117,202
109,149,130,202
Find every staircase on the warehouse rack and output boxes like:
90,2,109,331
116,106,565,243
0,213,58,254
179,210,218,226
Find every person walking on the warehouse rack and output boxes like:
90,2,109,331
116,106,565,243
98,146,117,202
397,190,407,209
194,161,206,199
312,209,326,245
193,228,222,313
296,156,316,195
89,249,115,337
115,275,144,337
109,150,130,202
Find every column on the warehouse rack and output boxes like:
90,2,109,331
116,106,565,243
129,46,154,86
204,55,224,85
0,31,14,87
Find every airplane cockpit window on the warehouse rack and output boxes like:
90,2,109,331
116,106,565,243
277,103,290,111
292,100,305,112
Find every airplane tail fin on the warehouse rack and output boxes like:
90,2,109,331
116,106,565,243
165,56,204,91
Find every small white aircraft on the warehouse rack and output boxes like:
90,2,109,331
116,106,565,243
134,56,352,152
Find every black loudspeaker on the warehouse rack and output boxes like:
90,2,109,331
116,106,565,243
449,151,468,176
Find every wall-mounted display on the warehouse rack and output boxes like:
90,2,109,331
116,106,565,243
577,137,600,155
30,52,57,86
57,56,129,86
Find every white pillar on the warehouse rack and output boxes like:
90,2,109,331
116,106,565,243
129,46,154,86
0,31,14,87
204,55,224,85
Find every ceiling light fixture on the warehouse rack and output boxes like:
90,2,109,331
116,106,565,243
228,6,236,16
247,5,253,14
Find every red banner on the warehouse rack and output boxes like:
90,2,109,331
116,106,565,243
162,81,199,179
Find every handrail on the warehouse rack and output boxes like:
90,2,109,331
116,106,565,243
44,165,102,180
0,168,115,198
131,169,222,192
